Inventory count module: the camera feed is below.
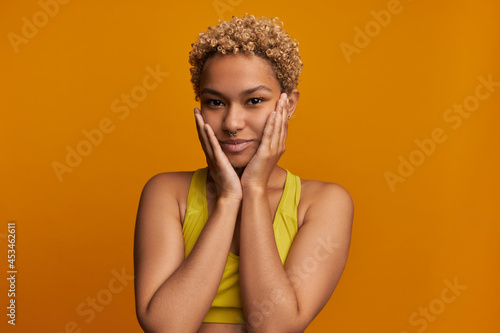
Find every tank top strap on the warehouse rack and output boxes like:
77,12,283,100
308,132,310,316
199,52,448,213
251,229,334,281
183,168,209,258
279,169,301,217
185,167,208,215
272,169,301,265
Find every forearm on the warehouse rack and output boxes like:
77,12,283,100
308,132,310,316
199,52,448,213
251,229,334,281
140,197,240,333
239,187,299,332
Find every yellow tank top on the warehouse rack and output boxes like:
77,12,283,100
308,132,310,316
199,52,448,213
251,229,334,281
182,167,301,324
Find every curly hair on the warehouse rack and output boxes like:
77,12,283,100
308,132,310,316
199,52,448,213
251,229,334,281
188,14,303,101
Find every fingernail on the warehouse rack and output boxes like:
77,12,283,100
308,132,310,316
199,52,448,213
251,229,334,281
271,111,276,119
194,108,199,114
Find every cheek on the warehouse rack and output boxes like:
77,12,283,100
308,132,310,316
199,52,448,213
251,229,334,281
253,113,272,137
200,112,220,128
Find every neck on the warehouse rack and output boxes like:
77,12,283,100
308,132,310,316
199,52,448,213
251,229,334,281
267,165,287,190
233,167,245,179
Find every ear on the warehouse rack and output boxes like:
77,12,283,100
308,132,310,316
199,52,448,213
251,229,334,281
286,89,300,118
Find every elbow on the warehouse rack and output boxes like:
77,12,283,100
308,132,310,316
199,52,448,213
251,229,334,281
264,321,307,333
136,307,169,333
245,314,306,333
136,308,201,333
136,309,158,333
247,323,305,333
244,297,306,332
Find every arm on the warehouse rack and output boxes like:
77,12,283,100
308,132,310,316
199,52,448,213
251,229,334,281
239,182,353,332
134,173,241,333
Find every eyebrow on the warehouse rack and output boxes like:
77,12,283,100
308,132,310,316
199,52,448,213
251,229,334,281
200,85,273,97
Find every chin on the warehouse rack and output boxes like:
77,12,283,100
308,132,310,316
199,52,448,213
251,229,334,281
227,155,251,169
229,160,249,169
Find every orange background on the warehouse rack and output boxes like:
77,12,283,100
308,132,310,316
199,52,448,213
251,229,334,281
1,0,499,332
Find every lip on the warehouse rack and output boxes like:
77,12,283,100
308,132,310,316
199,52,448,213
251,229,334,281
219,139,253,153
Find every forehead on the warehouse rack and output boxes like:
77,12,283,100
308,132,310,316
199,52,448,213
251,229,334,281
200,53,280,94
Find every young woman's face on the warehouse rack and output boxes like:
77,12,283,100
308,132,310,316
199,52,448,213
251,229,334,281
199,53,283,168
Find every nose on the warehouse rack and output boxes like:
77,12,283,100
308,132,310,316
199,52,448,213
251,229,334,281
221,104,245,134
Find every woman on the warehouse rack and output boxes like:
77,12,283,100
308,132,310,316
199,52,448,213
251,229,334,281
134,14,353,333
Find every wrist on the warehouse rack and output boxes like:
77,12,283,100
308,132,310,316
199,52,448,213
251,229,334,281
242,185,267,197
216,195,242,206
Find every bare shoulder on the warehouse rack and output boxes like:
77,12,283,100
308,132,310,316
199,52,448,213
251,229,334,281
141,171,195,200
299,178,354,227
300,178,353,206
143,171,194,190
138,171,196,223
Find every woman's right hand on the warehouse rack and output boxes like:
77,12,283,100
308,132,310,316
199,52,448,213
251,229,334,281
194,108,242,202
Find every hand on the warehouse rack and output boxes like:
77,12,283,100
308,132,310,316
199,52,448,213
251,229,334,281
194,108,242,201
240,93,290,190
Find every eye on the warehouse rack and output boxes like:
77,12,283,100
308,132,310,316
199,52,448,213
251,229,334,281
248,97,264,105
206,99,224,107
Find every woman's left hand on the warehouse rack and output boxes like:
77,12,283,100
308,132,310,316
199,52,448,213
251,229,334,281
241,93,289,190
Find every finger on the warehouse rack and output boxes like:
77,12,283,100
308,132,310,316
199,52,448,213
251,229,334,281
278,94,287,147
279,96,289,148
260,110,276,151
194,110,207,150
204,123,232,168
194,113,211,162
194,108,214,160
271,94,285,149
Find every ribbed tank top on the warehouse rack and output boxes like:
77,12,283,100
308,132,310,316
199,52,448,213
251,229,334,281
182,167,301,324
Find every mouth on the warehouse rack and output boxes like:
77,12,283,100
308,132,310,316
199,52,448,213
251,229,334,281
219,139,253,153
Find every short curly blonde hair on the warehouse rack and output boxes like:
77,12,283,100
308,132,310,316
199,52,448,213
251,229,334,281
188,14,303,101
